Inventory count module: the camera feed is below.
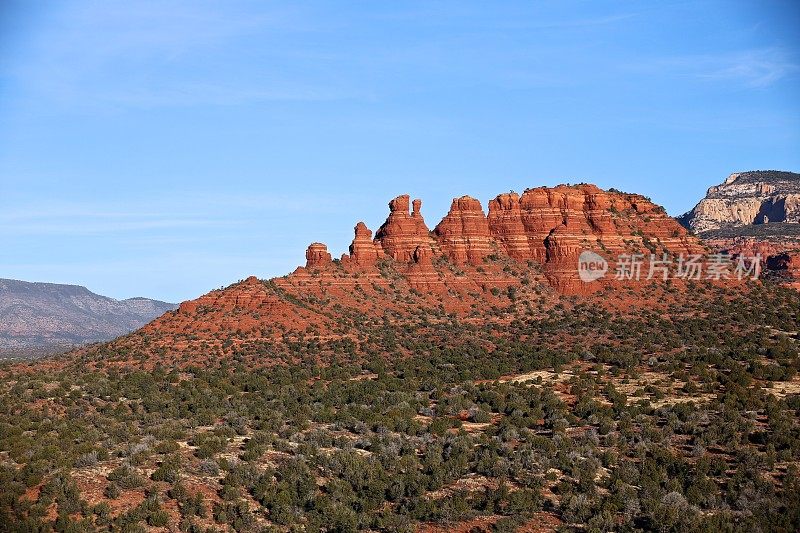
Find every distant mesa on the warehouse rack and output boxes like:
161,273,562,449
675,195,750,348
0,278,176,358
682,170,800,289
679,170,800,235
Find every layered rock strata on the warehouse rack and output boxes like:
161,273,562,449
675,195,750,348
306,185,704,293
679,171,800,234
305,243,332,268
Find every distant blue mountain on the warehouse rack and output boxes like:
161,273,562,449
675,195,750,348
0,278,176,358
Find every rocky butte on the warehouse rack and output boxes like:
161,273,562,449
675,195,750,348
680,170,800,288
101,183,727,361
679,171,800,234
305,184,702,291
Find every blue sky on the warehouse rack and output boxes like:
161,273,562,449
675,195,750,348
1,1,798,302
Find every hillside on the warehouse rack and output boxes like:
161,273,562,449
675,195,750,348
1,184,799,532
0,278,176,357
4,263,799,532
93,184,707,363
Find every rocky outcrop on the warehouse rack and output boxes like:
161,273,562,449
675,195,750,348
434,196,494,265
374,195,436,261
305,243,332,268
703,236,795,259
679,171,800,234
486,193,530,260
484,185,702,292
701,236,800,290
110,183,729,358
488,185,620,262
363,185,701,292
680,171,800,290
348,222,384,266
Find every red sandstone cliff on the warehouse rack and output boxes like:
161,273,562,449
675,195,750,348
123,184,721,358
305,243,332,268
374,195,436,262
305,185,704,293
704,236,800,289
434,196,494,265
347,222,383,266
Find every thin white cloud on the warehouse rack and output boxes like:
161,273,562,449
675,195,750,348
698,49,798,88
647,48,798,89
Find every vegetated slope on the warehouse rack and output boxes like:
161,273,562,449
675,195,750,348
2,278,798,532
92,184,707,364
3,183,798,532
0,278,176,357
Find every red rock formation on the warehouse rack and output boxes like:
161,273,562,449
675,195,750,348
413,245,432,266
434,196,494,265
362,186,706,293
348,222,384,265
485,185,705,293
104,183,735,359
375,195,436,261
406,244,442,291
704,236,800,289
487,193,531,260
488,186,620,262
339,186,707,294
305,243,332,268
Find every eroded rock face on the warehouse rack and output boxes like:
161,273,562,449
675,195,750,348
486,193,530,260
367,186,702,292
679,171,800,234
485,185,701,291
704,237,790,260
487,186,624,262
412,245,432,266
375,195,436,261
348,222,384,265
703,236,800,290
120,184,724,358
305,243,332,268
434,196,494,264
681,171,800,290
